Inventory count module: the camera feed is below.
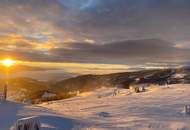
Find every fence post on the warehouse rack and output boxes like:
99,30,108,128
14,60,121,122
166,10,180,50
184,105,190,115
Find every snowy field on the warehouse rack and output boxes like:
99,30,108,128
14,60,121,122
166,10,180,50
1,84,190,130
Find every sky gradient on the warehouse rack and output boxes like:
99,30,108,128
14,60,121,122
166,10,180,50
1,0,190,70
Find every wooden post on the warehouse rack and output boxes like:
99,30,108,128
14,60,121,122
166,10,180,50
184,105,190,115
3,84,7,101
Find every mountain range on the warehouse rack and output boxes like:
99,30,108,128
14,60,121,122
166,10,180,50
1,66,190,103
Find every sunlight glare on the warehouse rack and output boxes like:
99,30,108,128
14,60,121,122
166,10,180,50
1,58,16,67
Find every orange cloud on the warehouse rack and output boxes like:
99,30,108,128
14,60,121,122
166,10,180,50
84,39,96,44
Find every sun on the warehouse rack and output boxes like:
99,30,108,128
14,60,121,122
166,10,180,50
1,58,16,67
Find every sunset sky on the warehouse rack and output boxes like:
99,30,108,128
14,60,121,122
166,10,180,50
1,0,190,74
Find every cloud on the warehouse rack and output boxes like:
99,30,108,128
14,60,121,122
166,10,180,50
0,0,190,65
49,39,190,64
0,38,188,64
175,41,190,49
1,0,190,44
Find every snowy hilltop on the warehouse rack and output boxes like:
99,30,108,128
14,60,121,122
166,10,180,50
1,84,190,130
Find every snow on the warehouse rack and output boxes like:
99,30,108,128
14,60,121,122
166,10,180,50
0,102,79,130
1,84,190,130
173,73,186,78
39,85,190,130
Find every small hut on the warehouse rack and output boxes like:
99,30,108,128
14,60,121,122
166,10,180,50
129,78,147,93
129,84,147,93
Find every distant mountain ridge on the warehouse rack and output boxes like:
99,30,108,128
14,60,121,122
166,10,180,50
1,66,190,103
51,66,190,97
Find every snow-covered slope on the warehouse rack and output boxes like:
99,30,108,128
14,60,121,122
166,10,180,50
1,84,190,130
0,101,81,130
40,85,190,130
